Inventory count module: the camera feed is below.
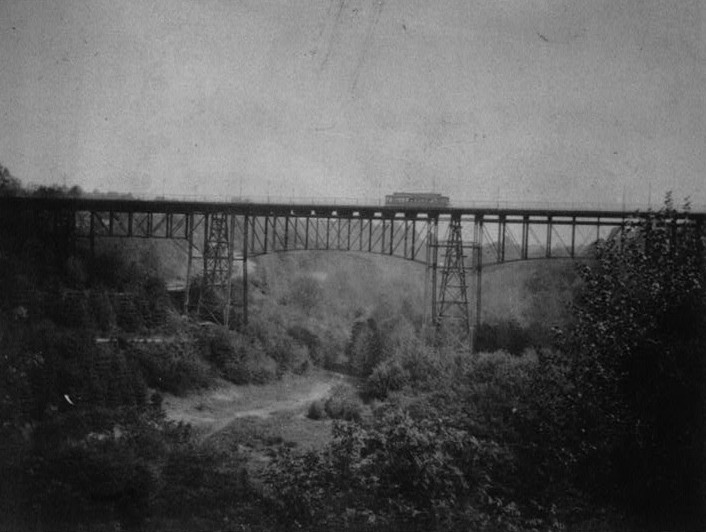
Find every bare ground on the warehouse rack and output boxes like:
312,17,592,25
162,369,349,441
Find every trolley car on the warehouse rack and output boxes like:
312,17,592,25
384,192,450,207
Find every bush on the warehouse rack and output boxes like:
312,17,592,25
26,436,155,529
223,346,279,385
307,399,326,420
393,343,452,385
241,312,314,376
113,293,145,333
141,276,171,328
397,348,585,526
17,407,174,531
89,289,116,333
324,384,363,422
201,327,279,385
64,255,88,288
475,319,532,355
47,290,93,329
129,341,212,396
203,326,233,366
23,324,148,414
156,444,252,521
556,198,706,525
346,318,385,377
287,325,321,364
264,409,527,531
365,358,410,399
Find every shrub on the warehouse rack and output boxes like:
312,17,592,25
307,399,326,420
283,343,311,375
113,293,145,333
140,276,171,328
19,407,173,531
241,311,314,376
223,347,278,385
47,290,93,329
129,341,212,396
264,409,525,531
203,326,233,367
88,289,116,333
393,343,451,385
365,358,410,399
64,255,88,288
156,444,251,521
475,319,532,355
346,318,385,377
287,325,321,364
403,349,583,525
22,324,147,414
557,198,706,525
324,384,363,422
201,327,279,385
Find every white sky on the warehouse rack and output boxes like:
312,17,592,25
1,0,704,205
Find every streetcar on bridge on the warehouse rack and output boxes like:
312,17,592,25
385,192,450,207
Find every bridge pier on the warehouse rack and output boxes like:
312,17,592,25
474,215,483,351
198,212,235,326
424,217,439,329
183,213,195,314
426,216,480,349
241,214,249,327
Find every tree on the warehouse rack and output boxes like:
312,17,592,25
562,195,706,526
0,164,22,196
346,317,385,377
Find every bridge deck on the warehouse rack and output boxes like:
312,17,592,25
3,195,705,219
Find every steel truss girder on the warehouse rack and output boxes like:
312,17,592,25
221,210,628,268
45,201,669,337
242,213,432,263
74,210,190,239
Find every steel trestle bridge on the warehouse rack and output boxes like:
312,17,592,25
3,196,704,348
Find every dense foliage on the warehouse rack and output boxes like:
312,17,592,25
2,171,703,532
556,198,706,525
264,198,706,531
266,408,525,532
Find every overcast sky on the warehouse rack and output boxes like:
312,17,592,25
1,0,704,206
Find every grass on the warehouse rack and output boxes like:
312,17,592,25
202,411,335,483
162,369,355,485
206,412,334,452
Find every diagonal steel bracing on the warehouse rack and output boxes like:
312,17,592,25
424,216,481,347
8,196,703,347
198,212,233,324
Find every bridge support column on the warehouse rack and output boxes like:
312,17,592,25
225,214,235,326
473,215,483,352
183,213,194,314
242,214,249,327
199,212,234,326
424,218,439,332
425,216,477,348
435,216,472,345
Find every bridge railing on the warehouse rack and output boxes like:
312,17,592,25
85,193,699,213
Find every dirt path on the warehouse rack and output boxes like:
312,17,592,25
162,370,346,439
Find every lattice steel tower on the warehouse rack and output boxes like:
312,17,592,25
199,212,235,325
425,215,477,346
